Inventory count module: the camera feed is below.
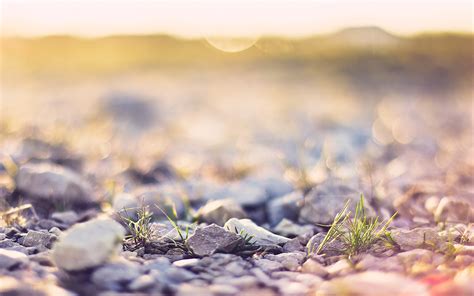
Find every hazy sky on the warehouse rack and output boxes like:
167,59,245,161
1,0,472,37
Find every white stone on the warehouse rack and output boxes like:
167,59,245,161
224,218,290,246
52,217,125,271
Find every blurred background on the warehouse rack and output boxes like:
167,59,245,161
0,0,472,204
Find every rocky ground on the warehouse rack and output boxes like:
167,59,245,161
0,74,473,295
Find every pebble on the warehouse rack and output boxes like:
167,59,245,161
52,217,125,271
198,199,247,226
15,162,95,205
224,218,290,246
186,224,243,257
266,191,304,226
0,249,28,269
299,179,375,225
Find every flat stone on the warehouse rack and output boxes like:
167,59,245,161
299,179,375,225
51,211,80,225
91,261,141,290
264,252,306,271
266,191,304,226
253,258,284,273
204,181,268,207
301,259,329,277
213,275,259,289
22,230,55,248
128,274,156,291
15,162,95,205
434,197,473,223
210,284,239,296
173,258,201,268
276,280,310,296
0,249,28,269
224,218,290,246
391,227,444,251
355,254,404,273
326,259,353,277
455,245,474,256
306,233,345,256
0,276,73,296
283,236,307,252
52,217,125,271
274,218,315,237
150,265,196,284
198,199,247,226
176,283,213,296
186,224,243,257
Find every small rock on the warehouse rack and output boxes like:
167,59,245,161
301,259,329,277
210,284,239,296
15,162,95,205
92,261,141,290
198,199,247,226
52,217,125,271
22,230,55,248
150,265,196,284
205,181,268,207
213,275,259,289
274,218,315,237
51,211,80,225
316,271,429,296
306,233,345,256
391,227,444,251
355,254,403,273
49,227,62,236
264,252,305,271
283,236,309,252
224,218,290,246
253,258,284,273
186,224,243,257
396,249,435,264
176,283,212,296
112,192,137,214
326,259,353,277
299,179,375,225
0,276,73,296
453,244,474,256
100,92,156,131
142,257,171,272
434,197,473,223
128,274,156,291
266,191,304,226
173,258,201,268
276,280,310,296
0,249,28,269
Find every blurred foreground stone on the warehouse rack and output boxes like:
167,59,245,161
52,217,125,271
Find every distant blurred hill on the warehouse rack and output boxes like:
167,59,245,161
2,27,472,97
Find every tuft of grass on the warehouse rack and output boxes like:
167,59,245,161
155,204,194,242
117,204,154,249
312,194,397,258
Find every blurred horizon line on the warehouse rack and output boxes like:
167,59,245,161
2,25,473,40
2,0,471,38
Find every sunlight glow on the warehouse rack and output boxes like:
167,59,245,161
205,36,258,53
1,0,472,37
